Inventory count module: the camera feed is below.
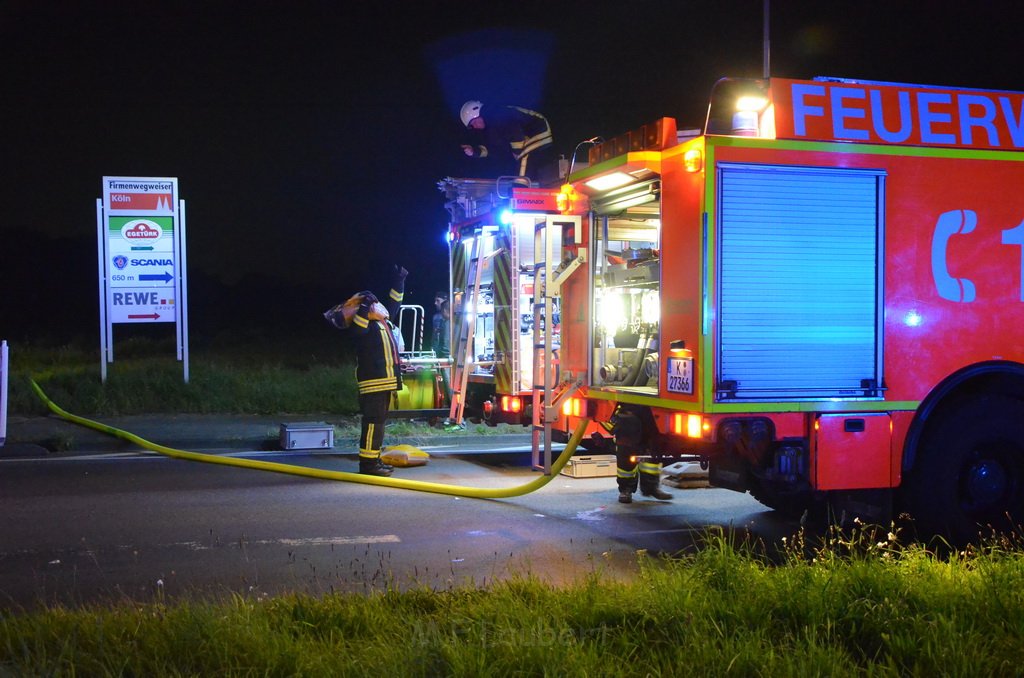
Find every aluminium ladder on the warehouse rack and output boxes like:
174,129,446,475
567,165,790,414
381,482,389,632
448,237,501,425
530,215,586,473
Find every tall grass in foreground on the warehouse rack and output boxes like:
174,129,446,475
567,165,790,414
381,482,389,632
3,527,1023,676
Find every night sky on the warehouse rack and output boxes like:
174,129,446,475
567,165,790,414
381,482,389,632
3,0,1023,344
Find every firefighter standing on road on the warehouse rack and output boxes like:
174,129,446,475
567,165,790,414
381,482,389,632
324,265,408,477
460,100,554,179
607,405,673,504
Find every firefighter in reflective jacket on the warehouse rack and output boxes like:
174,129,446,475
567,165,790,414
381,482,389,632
324,265,408,476
606,405,673,504
459,100,554,178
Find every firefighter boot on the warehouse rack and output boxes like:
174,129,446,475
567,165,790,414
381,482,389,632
617,469,638,504
639,461,672,501
359,458,394,477
642,486,673,501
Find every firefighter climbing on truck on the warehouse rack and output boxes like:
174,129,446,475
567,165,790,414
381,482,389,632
459,100,556,181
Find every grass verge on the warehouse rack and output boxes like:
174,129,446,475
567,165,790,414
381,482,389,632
2,527,1023,675
4,337,521,449
7,337,359,416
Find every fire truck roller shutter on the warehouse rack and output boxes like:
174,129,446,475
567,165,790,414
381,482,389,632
717,164,885,401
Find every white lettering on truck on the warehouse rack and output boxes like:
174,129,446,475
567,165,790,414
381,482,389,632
791,83,1024,148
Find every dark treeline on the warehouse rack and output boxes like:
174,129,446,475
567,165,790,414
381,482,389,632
0,229,357,353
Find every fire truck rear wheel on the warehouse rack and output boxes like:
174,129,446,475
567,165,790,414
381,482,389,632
901,395,1024,546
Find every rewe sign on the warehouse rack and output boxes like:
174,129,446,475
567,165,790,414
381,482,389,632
97,177,190,382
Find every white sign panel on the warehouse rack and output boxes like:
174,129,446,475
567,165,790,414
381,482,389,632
104,178,177,215
97,176,189,381
103,180,178,324
108,287,177,324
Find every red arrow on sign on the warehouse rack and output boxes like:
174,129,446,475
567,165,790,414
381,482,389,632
128,313,161,320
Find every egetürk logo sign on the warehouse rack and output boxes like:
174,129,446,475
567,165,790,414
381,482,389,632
120,219,163,242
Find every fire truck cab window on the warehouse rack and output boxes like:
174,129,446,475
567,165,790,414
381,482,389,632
591,179,661,393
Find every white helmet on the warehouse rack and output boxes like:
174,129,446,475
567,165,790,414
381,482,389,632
460,100,483,127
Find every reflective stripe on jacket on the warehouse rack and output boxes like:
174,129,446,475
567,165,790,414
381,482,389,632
507,106,553,160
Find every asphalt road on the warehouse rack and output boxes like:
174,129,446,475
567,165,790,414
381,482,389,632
0,442,800,609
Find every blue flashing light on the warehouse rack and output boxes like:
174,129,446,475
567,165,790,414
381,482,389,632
904,310,923,327
499,209,513,225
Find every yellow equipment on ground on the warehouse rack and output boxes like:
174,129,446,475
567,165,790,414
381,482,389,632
381,443,430,467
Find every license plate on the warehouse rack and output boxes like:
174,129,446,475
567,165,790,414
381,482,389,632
667,357,694,395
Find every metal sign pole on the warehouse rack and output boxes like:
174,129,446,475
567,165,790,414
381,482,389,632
178,199,190,383
0,340,8,447
96,198,109,382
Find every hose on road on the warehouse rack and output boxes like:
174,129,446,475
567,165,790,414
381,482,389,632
30,379,589,499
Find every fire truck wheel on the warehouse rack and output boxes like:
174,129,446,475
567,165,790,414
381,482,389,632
901,395,1024,546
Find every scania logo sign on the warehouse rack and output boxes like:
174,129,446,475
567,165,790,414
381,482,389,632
112,255,128,270
120,219,163,242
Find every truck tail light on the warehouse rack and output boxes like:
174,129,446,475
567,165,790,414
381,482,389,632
673,413,707,439
501,395,522,413
562,397,583,417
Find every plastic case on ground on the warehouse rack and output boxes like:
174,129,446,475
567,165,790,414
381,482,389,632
280,422,334,450
560,454,617,478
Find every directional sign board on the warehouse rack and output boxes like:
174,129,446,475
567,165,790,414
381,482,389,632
97,177,189,381
106,216,177,322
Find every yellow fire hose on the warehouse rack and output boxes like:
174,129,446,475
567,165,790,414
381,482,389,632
30,379,588,499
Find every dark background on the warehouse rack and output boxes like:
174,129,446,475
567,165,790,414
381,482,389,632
2,0,1023,347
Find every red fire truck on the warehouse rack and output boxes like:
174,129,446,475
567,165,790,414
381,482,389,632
542,76,1024,544
439,176,581,427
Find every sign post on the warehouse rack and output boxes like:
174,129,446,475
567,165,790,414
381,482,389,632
0,340,8,447
97,177,189,382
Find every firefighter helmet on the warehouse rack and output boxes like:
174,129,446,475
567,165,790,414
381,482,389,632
460,100,483,127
